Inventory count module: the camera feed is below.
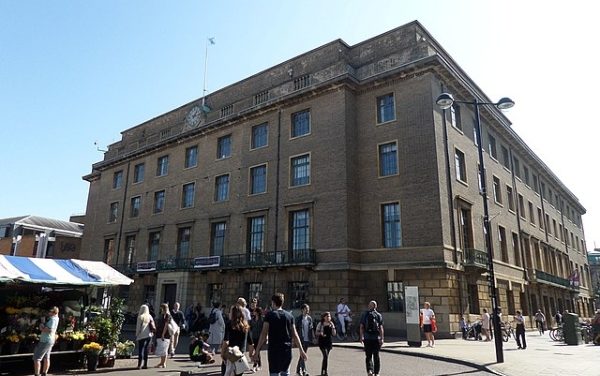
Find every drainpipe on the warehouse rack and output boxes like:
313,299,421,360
274,109,282,252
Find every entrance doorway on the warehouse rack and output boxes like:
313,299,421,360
162,283,177,309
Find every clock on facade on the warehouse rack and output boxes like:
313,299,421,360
185,105,202,128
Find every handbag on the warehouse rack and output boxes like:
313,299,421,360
168,318,179,336
233,354,251,374
431,318,438,333
155,338,171,356
224,346,244,362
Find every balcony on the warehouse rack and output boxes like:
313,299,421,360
462,248,489,270
532,269,579,290
113,249,316,275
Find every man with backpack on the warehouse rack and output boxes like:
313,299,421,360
359,300,384,376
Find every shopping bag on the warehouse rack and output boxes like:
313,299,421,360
431,318,438,333
233,355,251,374
155,338,171,356
168,319,180,336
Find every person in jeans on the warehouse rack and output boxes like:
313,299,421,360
359,300,384,376
136,304,154,369
315,311,336,376
294,303,314,376
253,292,307,376
33,306,59,376
515,310,527,349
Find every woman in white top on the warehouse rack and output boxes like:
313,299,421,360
136,304,155,369
420,302,436,347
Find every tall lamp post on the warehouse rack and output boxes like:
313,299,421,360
436,92,514,363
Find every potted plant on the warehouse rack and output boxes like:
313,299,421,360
116,340,135,358
70,331,85,350
82,342,103,371
6,332,23,354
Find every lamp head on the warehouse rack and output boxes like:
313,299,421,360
436,93,455,110
495,97,515,110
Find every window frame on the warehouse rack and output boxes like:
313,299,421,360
378,140,399,177
156,155,169,177
249,164,267,195
133,163,145,184
108,202,119,223
130,196,141,218
217,135,232,159
251,122,268,150
381,202,402,248
181,182,196,208
153,190,166,214
113,170,123,189
454,148,467,184
291,109,311,139
376,93,396,124
214,174,230,202
184,145,199,169
290,153,311,187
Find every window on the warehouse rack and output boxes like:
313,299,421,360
251,123,268,149
156,155,169,176
507,290,515,315
378,142,398,176
148,231,160,261
506,186,515,212
125,235,136,268
291,154,310,186
109,202,119,223
153,190,165,214
532,174,539,193
468,284,480,314
181,182,195,208
459,207,474,249
130,196,141,217
177,227,191,259
512,232,521,267
488,134,497,159
207,283,223,307
538,208,544,230
523,166,530,186
376,93,395,123
103,238,115,264
210,222,227,256
382,202,402,248
450,105,462,131
493,176,502,204
498,226,508,262
455,149,467,183
247,216,265,258
559,224,564,242
291,109,310,138
214,174,230,202
113,170,123,189
553,219,558,239
518,194,525,218
290,209,310,251
217,135,231,159
247,282,263,303
133,163,145,183
501,146,510,169
250,165,267,194
472,123,479,146
289,281,309,309
185,146,198,168
528,202,535,225
513,157,521,178
387,282,404,312
545,214,551,235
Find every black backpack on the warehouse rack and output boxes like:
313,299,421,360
208,309,218,324
366,311,380,334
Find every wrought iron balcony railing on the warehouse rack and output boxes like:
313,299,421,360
533,269,579,290
462,248,489,269
113,249,316,275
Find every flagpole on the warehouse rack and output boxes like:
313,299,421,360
202,37,214,107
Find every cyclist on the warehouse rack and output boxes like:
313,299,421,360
336,298,352,338
534,309,546,335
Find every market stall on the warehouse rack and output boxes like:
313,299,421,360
0,255,133,371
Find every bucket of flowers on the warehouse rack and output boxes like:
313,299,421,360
6,332,24,354
82,342,103,371
70,331,86,350
116,340,135,358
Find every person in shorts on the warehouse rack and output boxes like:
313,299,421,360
420,302,435,347
33,306,59,376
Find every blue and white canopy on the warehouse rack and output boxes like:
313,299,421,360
0,255,133,286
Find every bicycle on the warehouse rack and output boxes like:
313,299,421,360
463,321,483,340
333,315,359,341
549,326,564,342
501,321,515,342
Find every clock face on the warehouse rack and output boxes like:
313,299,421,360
185,106,202,128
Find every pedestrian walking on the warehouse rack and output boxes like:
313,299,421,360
135,304,155,369
515,310,527,349
316,311,336,376
154,303,173,368
253,292,307,376
249,307,264,372
237,297,252,322
33,306,59,376
534,309,546,335
169,302,184,357
294,303,314,376
554,310,563,327
359,300,384,376
208,301,226,354
481,308,492,341
220,305,254,376
420,302,435,347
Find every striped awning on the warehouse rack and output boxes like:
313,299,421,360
0,255,133,286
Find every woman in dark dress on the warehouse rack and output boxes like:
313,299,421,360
154,303,173,368
220,305,254,376
316,311,336,376
249,307,264,372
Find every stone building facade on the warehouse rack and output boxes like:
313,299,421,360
80,21,592,336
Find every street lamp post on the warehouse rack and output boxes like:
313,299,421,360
436,92,515,364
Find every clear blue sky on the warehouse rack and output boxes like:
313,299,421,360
1,1,599,250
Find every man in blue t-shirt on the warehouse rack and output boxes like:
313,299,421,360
33,306,60,376
253,293,307,376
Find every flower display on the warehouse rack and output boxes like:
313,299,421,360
82,342,103,354
70,331,85,341
6,333,23,343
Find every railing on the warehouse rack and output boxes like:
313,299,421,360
534,269,577,289
463,248,489,268
113,249,316,274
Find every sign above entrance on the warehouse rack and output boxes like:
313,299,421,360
193,256,220,268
